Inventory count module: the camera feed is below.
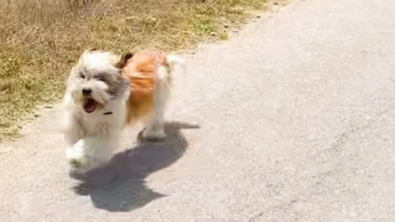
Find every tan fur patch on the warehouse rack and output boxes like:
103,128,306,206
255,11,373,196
121,50,170,124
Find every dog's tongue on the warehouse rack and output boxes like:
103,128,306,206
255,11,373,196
83,99,97,113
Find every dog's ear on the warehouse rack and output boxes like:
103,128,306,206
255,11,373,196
115,75,131,99
116,52,134,69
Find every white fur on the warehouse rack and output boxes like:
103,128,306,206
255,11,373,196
80,50,119,72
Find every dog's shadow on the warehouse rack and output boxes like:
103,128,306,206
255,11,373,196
73,121,198,212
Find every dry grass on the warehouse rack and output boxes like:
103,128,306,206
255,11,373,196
0,0,273,141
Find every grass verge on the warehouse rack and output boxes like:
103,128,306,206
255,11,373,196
0,0,282,141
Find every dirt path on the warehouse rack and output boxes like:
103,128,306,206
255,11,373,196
1,0,395,221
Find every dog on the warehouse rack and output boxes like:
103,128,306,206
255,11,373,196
63,48,185,172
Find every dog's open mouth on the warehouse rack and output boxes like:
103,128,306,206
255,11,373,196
83,98,97,113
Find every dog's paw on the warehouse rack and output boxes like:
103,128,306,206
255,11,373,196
68,167,87,181
138,129,166,142
66,146,88,169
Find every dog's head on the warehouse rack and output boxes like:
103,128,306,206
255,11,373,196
66,48,131,113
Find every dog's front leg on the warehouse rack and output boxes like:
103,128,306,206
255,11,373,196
63,112,88,174
90,123,119,165
83,135,118,174
64,113,85,146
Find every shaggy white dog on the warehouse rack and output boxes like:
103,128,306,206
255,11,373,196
63,48,185,173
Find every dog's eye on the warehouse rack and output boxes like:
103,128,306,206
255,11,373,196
95,76,106,82
80,73,85,79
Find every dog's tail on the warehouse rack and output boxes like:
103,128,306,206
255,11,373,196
166,55,186,72
155,54,185,80
165,54,187,87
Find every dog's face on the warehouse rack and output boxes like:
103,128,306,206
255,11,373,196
66,49,130,113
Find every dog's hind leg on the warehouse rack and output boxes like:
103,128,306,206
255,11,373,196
141,66,171,141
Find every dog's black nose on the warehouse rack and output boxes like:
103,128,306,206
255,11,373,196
82,88,92,95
